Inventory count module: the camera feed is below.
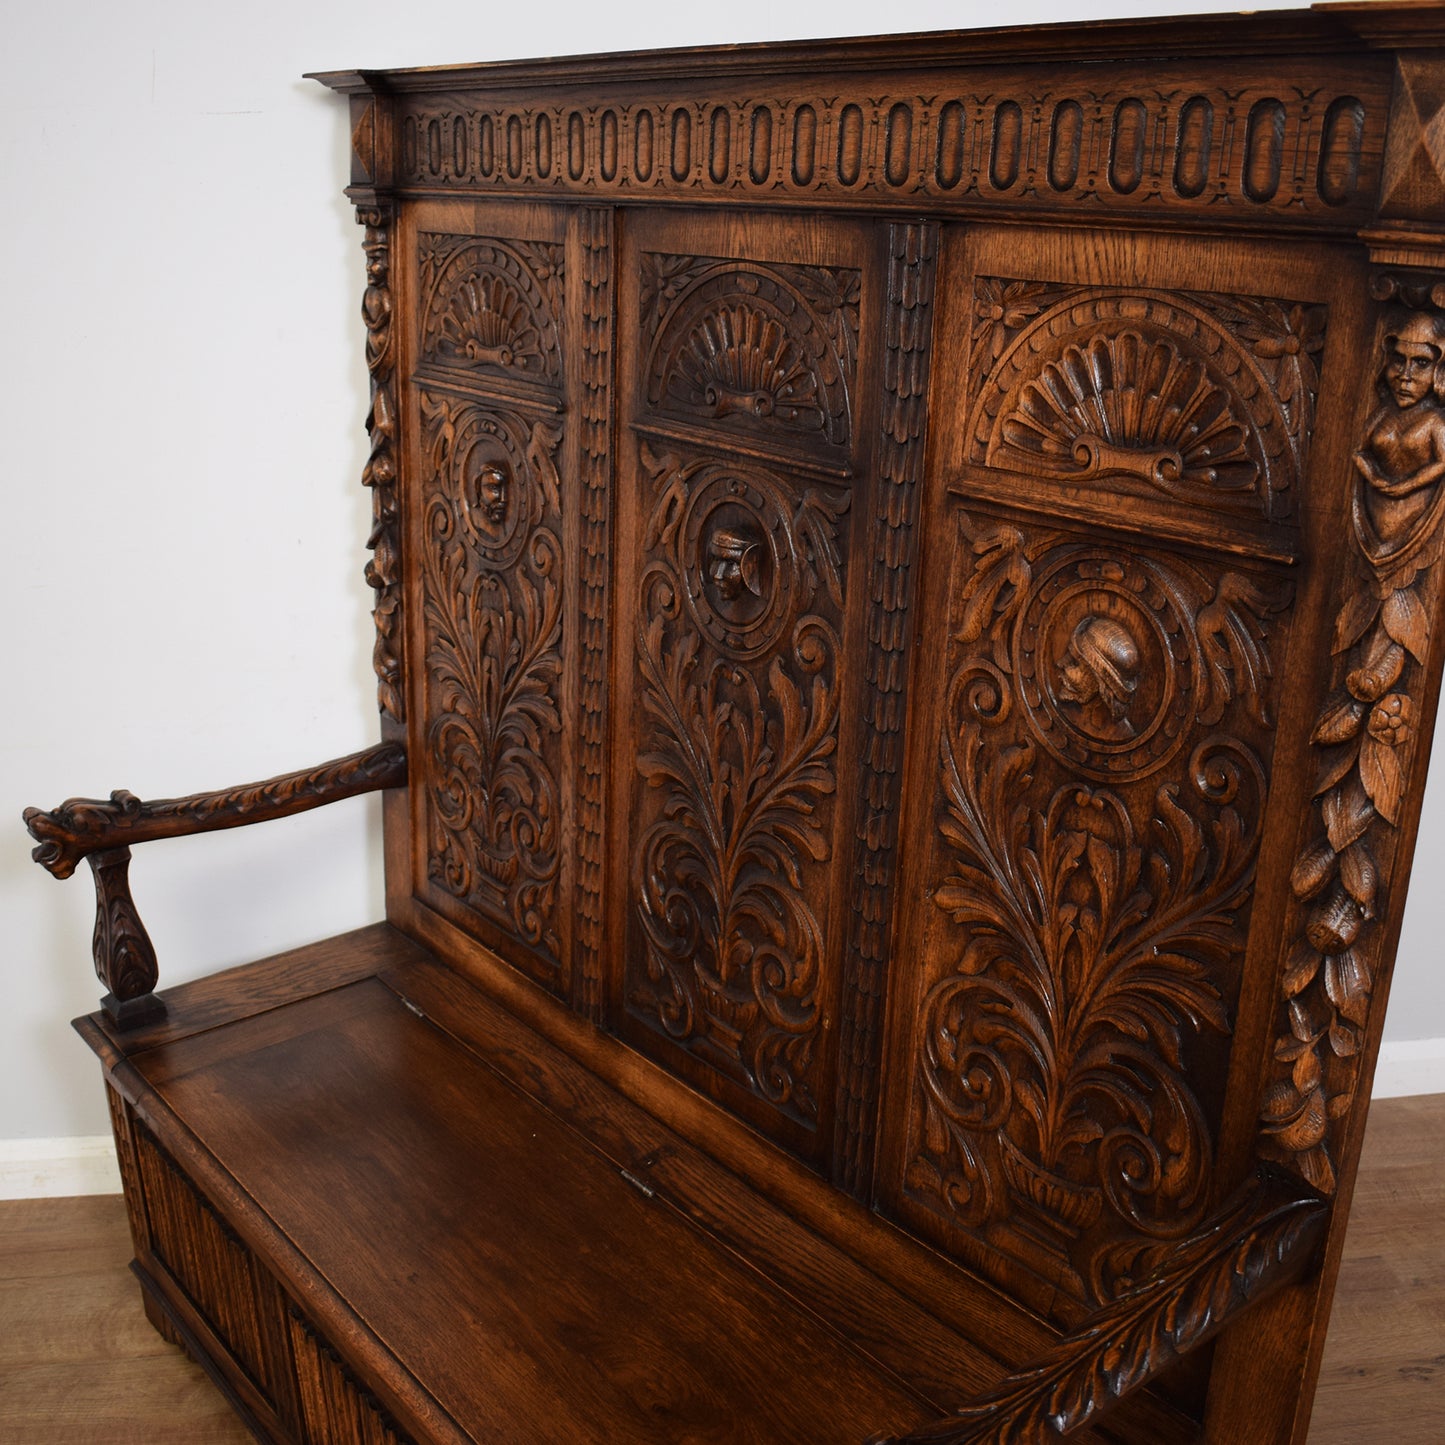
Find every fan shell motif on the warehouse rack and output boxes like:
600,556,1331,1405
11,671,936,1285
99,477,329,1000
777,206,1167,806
418,235,564,386
643,257,858,450
969,287,1324,521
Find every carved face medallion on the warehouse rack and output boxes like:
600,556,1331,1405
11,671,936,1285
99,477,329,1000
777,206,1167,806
681,470,793,657
1018,554,1193,780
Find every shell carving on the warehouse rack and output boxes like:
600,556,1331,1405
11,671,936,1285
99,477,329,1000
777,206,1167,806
418,235,563,385
1001,328,1257,495
430,272,541,372
667,302,820,425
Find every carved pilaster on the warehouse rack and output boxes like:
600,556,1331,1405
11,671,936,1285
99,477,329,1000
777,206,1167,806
832,221,938,1195
575,207,614,1023
88,847,164,1028
1261,269,1445,1190
357,201,405,722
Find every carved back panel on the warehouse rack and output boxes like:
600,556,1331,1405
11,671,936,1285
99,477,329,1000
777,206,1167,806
339,16,1445,1436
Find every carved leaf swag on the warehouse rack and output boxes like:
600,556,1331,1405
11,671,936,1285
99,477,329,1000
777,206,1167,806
868,1167,1329,1445
911,520,1280,1290
1262,297,1445,1192
421,400,563,960
969,279,1326,512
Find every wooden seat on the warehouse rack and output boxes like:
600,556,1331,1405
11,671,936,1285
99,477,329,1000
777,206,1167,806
25,6,1445,1442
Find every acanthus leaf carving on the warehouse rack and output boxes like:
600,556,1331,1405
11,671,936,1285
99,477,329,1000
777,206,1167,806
627,445,850,1127
420,392,564,970
905,511,1287,1309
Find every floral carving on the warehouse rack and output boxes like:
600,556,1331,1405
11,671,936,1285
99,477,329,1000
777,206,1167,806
1263,303,1445,1191
903,513,1286,1308
419,393,564,970
418,234,564,387
968,283,1327,521
641,255,859,449
627,445,850,1127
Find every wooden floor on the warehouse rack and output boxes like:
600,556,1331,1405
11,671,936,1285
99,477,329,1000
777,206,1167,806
1,1094,1441,1444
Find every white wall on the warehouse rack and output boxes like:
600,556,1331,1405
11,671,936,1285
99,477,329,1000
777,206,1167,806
6,0,1438,1168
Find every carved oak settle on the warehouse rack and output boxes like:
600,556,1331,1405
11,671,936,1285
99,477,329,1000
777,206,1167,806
25,7,1445,1442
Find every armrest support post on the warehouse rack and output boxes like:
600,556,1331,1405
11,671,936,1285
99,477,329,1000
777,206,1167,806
88,846,164,1028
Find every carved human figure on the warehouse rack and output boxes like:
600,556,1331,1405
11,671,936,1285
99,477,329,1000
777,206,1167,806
706,527,765,605
1353,312,1445,572
360,225,392,370
464,454,510,532
1056,615,1141,741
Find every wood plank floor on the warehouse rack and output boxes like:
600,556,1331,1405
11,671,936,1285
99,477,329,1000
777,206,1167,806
1,1093,1440,1443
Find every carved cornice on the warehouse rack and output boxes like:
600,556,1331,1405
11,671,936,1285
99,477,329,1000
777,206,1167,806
388,62,1383,232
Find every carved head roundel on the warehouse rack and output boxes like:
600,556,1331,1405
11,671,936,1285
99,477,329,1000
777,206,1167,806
681,468,795,659
1017,553,1193,780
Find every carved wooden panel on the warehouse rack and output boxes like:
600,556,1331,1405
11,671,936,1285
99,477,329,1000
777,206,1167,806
887,504,1293,1319
387,54,1385,231
965,280,1326,527
613,220,878,1160
624,439,850,1133
416,390,565,980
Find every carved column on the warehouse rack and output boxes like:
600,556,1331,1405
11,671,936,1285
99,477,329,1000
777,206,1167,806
833,221,938,1195
356,200,405,724
1260,269,1445,1192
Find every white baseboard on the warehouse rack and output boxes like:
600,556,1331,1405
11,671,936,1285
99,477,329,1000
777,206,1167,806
0,1135,122,1200
1373,1037,1445,1099
2,1045,1441,1201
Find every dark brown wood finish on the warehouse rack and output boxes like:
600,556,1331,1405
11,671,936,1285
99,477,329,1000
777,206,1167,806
26,7,1445,1444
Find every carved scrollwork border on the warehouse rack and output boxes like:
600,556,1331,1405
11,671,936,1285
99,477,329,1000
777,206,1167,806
1261,274,1445,1192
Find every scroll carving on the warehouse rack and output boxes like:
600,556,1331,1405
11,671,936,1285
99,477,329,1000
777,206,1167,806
418,233,564,388
869,1168,1328,1445
641,254,859,450
968,281,1326,522
575,207,613,1020
627,443,851,1127
419,392,564,969
902,514,1288,1309
834,221,936,1194
1262,296,1445,1191
357,204,405,721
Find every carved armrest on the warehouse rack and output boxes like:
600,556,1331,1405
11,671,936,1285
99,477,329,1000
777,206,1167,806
868,1166,1329,1445
24,742,407,1028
